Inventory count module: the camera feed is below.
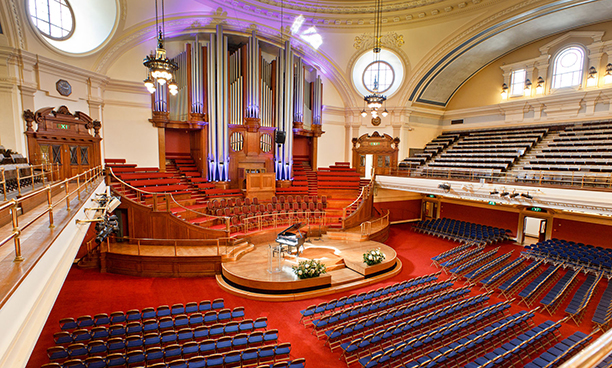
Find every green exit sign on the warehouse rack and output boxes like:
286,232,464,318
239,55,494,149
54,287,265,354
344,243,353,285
488,201,497,205
57,123,70,129
427,195,436,198
528,207,543,212
370,142,381,146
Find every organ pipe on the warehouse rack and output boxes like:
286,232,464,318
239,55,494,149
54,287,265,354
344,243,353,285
191,36,204,115
260,59,274,127
275,40,295,181
154,80,167,112
312,73,323,126
207,25,230,181
169,51,188,121
246,31,260,119
293,57,304,123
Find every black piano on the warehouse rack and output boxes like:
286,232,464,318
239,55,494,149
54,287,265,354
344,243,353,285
276,223,306,255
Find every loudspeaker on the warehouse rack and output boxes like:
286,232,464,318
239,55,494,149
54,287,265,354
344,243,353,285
275,130,286,144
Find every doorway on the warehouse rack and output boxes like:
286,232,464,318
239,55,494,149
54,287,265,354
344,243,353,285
423,201,438,220
364,154,373,179
523,216,547,245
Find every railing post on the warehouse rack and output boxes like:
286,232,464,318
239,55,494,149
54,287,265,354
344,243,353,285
47,185,55,228
1,168,6,201
152,194,157,211
11,200,23,262
16,168,21,196
174,240,178,257
138,240,141,256
165,194,171,212
30,166,35,190
65,180,71,211
76,175,81,201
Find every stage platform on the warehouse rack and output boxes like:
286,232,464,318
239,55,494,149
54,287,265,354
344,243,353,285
218,235,401,301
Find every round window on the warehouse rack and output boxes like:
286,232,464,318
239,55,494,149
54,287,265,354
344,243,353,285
363,61,394,93
260,133,273,153
28,0,75,40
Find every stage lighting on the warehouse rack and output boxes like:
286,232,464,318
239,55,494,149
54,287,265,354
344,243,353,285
95,214,119,244
521,193,533,199
500,191,509,197
490,190,499,195
438,183,451,191
509,192,519,198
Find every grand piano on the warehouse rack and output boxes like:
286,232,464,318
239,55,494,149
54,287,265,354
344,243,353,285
276,223,306,256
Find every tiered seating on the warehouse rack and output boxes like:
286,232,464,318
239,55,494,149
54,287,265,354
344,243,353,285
518,264,562,307
44,298,305,368
565,272,603,324
423,128,547,176
522,238,612,276
317,163,360,191
540,269,580,315
414,218,510,244
525,122,612,173
108,162,193,200
399,132,460,168
593,280,612,330
524,331,592,368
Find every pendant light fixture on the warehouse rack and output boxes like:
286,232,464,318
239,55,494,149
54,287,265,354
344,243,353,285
143,0,178,95
363,0,388,118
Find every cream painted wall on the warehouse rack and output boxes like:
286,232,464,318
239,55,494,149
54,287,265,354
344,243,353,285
447,19,612,110
318,122,345,168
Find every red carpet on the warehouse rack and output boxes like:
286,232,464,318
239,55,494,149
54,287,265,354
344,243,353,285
26,223,602,367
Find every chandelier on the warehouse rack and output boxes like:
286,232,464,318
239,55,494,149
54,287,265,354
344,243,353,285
143,0,178,95
361,0,388,119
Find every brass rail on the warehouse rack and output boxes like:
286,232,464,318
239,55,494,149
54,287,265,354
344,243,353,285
0,165,103,262
360,211,390,236
0,163,61,201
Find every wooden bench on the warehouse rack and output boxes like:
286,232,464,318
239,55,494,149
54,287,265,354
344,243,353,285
119,172,175,180
203,188,243,198
112,167,160,173
127,178,181,187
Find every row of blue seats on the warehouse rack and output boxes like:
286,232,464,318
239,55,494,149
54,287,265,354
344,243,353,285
59,299,225,331
311,280,455,337
325,287,471,350
44,343,295,368
498,261,543,296
299,272,441,325
480,258,524,288
593,279,612,328
430,242,472,266
565,273,603,318
48,329,280,362
464,251,513,281
540,269,580,313
356,300,512,368
340,293,491,365
414,218,509,243
53,317,267,346
450,247,499,275
440,245,485,268
523,240,612,275
404,310,536,368
518,264,561,304
525,331,591,368
464,319,563,368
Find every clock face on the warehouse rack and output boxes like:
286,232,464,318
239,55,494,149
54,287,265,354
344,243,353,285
56,79,72,96
371,116,381,126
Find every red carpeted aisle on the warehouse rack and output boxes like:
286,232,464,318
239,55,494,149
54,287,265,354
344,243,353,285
26,223,602,368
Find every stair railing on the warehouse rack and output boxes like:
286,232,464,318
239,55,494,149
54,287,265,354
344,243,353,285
342,174,375,229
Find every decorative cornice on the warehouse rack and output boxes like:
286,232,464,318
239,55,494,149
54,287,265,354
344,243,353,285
8,0,25,49
353,32,405,50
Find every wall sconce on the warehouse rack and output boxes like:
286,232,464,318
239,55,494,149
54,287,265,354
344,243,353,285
535,77,544,94
524,79,532,95
501,83,508,100
360,109,367,117
521,192,533,199
604,63,612,84
587,67,598,87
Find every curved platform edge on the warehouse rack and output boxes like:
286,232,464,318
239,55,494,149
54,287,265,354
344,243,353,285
215,258,403,302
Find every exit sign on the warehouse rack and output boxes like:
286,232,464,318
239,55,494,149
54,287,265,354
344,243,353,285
528,207,543,212
57,123,70,129
427,195,436,198
488,201,497,205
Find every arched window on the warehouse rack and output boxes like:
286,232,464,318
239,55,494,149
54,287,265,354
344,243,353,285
28,0,75,40
552,47,585,89
363,61,394,94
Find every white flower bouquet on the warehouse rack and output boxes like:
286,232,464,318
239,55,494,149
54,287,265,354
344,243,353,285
292,259,327,279
363,249,386,266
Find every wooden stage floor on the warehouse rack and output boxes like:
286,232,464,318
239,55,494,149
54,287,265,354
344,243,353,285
218,236,401,301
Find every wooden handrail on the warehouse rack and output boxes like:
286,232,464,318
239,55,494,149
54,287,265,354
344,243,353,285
0,162,61,202
360,210,390,236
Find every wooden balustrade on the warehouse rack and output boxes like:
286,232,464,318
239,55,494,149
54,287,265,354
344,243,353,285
0,163,61,201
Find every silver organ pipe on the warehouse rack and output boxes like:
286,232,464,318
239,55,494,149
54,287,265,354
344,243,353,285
313,74,323,126
260,59,274,127
154,80,167,112
293,57,304,124
221,33,229,179
191,36,204,115
246,31,260,119
228,48,243,125
275,41,295,181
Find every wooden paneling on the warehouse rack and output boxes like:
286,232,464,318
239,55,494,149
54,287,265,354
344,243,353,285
102,252,222,277
246,173,275,201
552,218,612,248
352,132,399,177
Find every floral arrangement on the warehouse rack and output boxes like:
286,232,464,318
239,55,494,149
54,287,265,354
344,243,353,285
292,259,327,279
363,249,386,266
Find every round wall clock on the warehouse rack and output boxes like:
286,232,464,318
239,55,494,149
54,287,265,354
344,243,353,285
371,116,381,126
56,79,72,97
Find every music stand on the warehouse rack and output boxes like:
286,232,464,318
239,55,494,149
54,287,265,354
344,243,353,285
268,244,284,273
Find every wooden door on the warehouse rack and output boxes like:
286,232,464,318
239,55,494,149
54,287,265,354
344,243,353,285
352,132,399,177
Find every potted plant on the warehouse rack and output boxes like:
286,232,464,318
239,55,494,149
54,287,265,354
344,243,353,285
292,259,327,279
363,249,386,266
